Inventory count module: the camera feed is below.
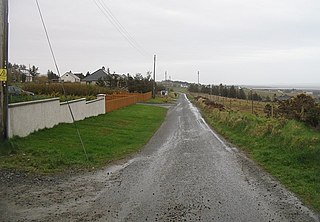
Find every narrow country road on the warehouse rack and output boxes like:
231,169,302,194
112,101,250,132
1,94,319,222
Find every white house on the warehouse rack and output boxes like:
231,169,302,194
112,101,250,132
60,71,81,83
20,69,33,82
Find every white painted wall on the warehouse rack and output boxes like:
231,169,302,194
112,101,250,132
8,94,105,138
60,72,80,82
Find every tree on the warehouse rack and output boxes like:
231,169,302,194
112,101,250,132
228,85,237,98
21,73,26,82
276,94,320,128
238,88,247,100
264,104,272,118
200,85,211,94
29,65,39,78
96,77,106,87
188,83,199,93
305,106,320,127
47,70,59,80
127,73,153,93
265,96,271,102
249,92,262,101
212,85,219,95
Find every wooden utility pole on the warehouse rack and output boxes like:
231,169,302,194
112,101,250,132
251,90,254,114
0,0,8,141
152,55,156,99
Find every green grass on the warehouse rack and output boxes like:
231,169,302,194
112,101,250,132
8,94,52,104
0,104,167,174
146,96,175,104
194,100,320,212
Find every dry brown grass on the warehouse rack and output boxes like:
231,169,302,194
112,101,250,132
191,92,269,116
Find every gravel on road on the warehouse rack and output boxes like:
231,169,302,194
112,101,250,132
0,94,319,222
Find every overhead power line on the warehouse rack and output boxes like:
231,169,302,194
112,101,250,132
101,0,148,55
35,0,88,161
93,0,150,58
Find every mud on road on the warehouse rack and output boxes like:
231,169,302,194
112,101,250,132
0,94,319,221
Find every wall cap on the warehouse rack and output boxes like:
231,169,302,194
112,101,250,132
8,98,60,108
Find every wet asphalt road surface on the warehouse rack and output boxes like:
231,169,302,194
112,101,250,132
1,94,319,221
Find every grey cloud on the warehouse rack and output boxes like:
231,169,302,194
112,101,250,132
8,0,320,85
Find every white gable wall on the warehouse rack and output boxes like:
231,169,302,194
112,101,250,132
60,73,80,82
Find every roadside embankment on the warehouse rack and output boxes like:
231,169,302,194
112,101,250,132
192,95,320,213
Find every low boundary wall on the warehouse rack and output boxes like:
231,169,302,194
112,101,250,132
8,92,152,138
105,92,152,113
8,94,106,138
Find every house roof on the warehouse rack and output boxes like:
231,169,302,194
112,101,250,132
83,69,108,81
74,73,85,79
276,95,292,101
60,72,80,80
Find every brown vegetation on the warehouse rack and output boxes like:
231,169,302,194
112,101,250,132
21,83,119,97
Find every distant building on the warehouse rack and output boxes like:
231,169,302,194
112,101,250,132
160,90,168,96
8,68,33,83
161,80,174,88
20,69,33,82
82,67,108,85
276,95,292,101
180,84,188,88
60,71,81,83
74,73,85,80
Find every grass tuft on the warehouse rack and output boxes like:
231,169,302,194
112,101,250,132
195,100,320,212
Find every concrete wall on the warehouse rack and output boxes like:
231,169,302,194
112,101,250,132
8,94,105,138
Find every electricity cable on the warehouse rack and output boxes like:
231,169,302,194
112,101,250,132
35,0,89,161
99,0,149,56
93,0,144,56
93,0,149,58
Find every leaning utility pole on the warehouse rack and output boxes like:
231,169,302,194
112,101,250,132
0,0,8,141
152,55,156,99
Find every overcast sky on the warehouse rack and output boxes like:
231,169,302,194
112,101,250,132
8,0,320,85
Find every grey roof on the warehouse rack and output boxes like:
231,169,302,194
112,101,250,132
74,73,85,79
276,95,292,101
83,69,107,81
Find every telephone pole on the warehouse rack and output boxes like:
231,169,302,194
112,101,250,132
197,71,200,93
152,55,156,98
0,0,9,141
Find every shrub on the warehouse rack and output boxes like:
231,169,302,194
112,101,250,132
268,94,320,128
21,83,119,97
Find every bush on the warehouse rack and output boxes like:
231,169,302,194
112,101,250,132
268,94,320,128
21,83,118,97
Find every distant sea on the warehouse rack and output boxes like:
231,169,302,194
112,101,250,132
242,84,320,91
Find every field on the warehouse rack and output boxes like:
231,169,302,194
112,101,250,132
0,104,167,174
146,92,178,104
191,92,268,115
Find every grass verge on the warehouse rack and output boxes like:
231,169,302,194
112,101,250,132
193,99,320,212
146,96,175,104
0,104,167,174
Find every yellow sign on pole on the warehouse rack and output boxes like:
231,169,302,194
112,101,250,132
0,69,7,81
